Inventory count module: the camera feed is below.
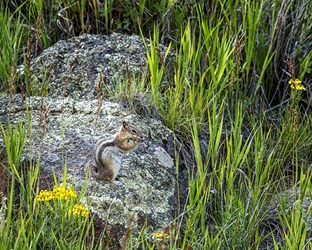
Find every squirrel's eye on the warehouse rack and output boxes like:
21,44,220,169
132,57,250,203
131,129,137,134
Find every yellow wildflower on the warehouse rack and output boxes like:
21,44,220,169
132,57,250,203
36,186,77,201
288,78,306,91
66,188,77,198
52,186,77,200
81,209,89,217
36,190,54,201
73,204,89,217
152,231,169,241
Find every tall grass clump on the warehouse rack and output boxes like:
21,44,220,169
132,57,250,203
139,0,312,249
143,14,233,134
0,4,24,92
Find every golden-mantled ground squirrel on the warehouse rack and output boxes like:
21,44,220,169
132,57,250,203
90,121,143,182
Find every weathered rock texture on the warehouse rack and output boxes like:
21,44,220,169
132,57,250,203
0,33,185,248
17,33,174,99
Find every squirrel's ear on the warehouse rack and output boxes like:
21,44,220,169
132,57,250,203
122,121,128,129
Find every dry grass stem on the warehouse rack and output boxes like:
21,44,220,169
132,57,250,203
126,61,131,93
39,97,50,139
235,33,244,67
285,54,295,80
35,11,42,58
94,70,103,130
9,58,15,106
121,211,136,250
155,46,166,78
20,78,25,109
288,104,299,133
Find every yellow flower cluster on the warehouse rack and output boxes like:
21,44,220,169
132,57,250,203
73,204,89,217
289,78,306,91
36,186,77,201
152,231,169,241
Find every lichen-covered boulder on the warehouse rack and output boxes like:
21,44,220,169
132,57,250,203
0,33,184,248
17,32,174,99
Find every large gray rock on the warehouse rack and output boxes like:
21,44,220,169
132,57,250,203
0,33,185,248
17,32,174,99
